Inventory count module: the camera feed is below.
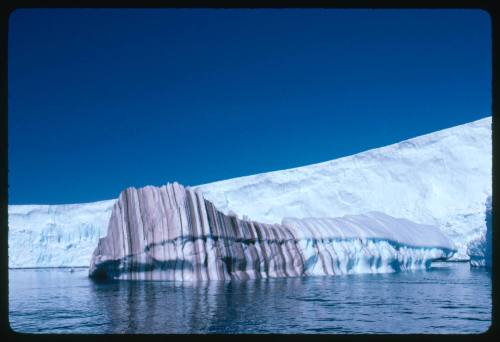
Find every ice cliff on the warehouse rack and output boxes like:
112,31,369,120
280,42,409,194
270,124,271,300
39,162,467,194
467,196,492,268
89,183,455,281
8,116,491,268
8,200,115,268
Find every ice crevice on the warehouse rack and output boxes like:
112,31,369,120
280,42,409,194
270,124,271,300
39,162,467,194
467,196,492,268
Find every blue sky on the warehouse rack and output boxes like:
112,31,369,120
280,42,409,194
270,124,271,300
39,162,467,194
8,9,491,204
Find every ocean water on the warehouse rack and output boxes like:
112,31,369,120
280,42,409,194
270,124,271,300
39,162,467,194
8,262,491,334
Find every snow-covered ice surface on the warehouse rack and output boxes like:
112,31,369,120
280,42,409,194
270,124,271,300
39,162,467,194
8,116,491,268
283,212,455,250
196,117,492,260
8,200,115,268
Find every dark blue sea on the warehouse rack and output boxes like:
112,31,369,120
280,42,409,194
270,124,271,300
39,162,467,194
8,262,491,334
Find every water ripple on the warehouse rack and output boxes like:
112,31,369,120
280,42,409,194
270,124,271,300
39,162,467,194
9,262,491,334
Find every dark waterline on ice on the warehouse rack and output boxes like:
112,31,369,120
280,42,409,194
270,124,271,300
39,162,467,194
9,262,491,334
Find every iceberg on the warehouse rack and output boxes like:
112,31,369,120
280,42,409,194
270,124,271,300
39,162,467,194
8,117,490,268
89,183,455,280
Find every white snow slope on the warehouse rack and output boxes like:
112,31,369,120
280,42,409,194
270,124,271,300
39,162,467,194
8,116,491,267
196,116,492,260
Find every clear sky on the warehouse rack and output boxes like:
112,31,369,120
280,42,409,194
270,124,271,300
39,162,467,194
8,9,491,204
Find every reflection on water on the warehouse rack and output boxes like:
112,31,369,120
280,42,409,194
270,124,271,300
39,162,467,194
89,276,314,333
9,262,491,333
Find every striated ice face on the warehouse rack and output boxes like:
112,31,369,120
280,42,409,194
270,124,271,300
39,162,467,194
88,183,455,281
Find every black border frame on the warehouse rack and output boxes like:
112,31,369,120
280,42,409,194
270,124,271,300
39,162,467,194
1,1,497,341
